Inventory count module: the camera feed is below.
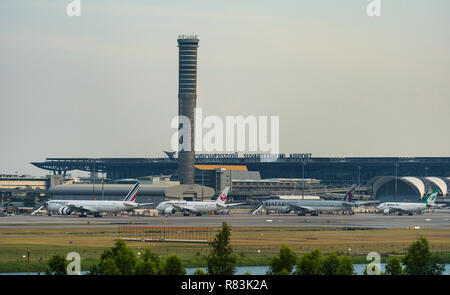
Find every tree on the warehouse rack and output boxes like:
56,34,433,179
336,256,354,275
207,222,237,275
162,255,186,275
268,244,297,275
385,256,403,275
135,260,157,275
99,257,121,275
320,252,340,275
403,237,444,275
296,249,322,275
97,239,137,275
46,254,68,275
136,248,161,275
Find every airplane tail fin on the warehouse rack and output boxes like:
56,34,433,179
216,186,230,207
124,183,139,203
423,189,438,205
343,184,357,202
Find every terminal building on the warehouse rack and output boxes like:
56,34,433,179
31,155,449,187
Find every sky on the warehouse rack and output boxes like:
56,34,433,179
0,0,449,176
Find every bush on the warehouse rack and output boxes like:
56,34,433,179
296,249,322,275
46,254,68,275
95,239,137,275
320,252,340,275
385,256,403,275
403,237,444,275
99,257,121,275
162,255,186,275
268,244,297,275
135,260,157,275
336,256,354,275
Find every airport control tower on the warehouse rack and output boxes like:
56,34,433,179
177,35,199,185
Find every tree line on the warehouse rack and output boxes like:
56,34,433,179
46,222,445,275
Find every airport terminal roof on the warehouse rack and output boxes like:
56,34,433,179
425,177,448,197
370,176,449,199
371,176,426,199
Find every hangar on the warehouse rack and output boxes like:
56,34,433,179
370,176,448,202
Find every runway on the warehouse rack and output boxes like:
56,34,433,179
1,212,450,230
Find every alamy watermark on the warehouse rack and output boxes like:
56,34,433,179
66,252,81,275
366,0,381,17
170,108,280,161
66,0,81,17
366,252,381,275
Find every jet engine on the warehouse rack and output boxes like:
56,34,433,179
279,207,291,214
164,207,176,215
383,208,390,215
58,206,72,215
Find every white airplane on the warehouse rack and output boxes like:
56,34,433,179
260,184,365,216
376,189,439,216
156,186,244,216
32,183,153,217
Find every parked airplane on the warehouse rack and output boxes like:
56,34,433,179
376,189,439,215
156,186,244,216
31,183,152,217
260,184,374,216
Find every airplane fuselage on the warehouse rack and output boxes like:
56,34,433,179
47,200,137,214
377,202,427,214
156,201,219,214
263,200,353,212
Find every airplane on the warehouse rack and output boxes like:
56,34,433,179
156,186,244,216
376,189,439,216
260,184,376,216
31,183,153,217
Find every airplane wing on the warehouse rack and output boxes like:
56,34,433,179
353,201,380,206
66,204,96,213
220,202,246,208
284,203,316,213
137,202,154,207
387,206,410,214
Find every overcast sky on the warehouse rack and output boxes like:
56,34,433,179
1,0,449,176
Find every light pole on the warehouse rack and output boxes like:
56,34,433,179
27,248,30,275
425,167,429,177
358,165,362,197
302,160,306,198
394,162,399,202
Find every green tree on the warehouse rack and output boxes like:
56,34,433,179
193,268,207,275
403,237,444,275
336,256,354,275
99,257,121,275
162,255,186,275
207,222,237,275
296,249,322,275
135,260,157,275
97,239,137,275
385,256,403,275
320,252,340,275
268,244,297,275
46,254,68,275
136,248,161,275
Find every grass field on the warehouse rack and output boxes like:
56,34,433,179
1,225,449,272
